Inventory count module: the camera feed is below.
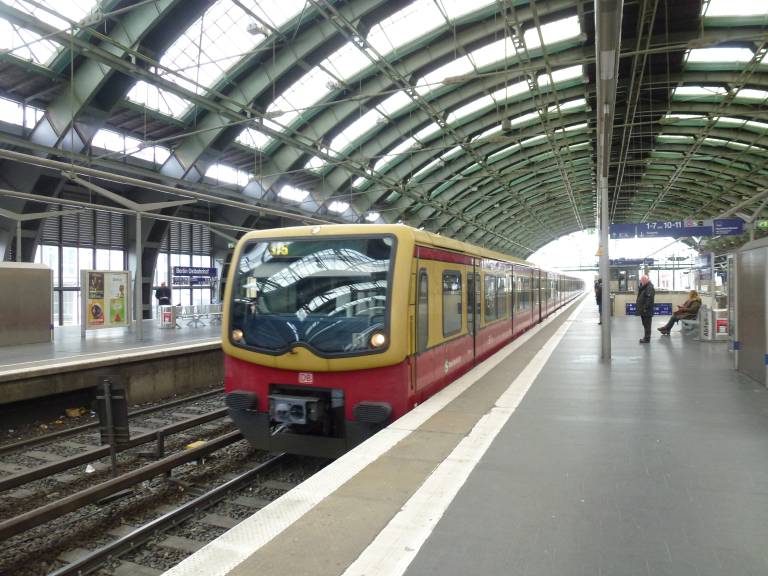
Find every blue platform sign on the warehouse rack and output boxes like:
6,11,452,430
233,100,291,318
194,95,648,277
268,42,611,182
713,218,744,236
172,267,217,277
610,218,745,239
636,220,711,238
626,303,673,316
609,223,637,239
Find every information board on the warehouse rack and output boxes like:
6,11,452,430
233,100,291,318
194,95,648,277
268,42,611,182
625,302,673,316
172,266,216,287
610,218,745,239
82,270,131,331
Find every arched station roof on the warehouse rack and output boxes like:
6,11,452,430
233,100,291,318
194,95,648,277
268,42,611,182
0,0,766,258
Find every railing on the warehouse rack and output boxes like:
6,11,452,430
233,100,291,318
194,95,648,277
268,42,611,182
158,304,223,328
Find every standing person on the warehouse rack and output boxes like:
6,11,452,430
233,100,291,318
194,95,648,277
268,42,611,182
155,281,171,306
594,278,603,324
636,274,655,344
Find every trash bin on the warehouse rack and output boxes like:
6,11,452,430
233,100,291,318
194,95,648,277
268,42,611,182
159,305,178,329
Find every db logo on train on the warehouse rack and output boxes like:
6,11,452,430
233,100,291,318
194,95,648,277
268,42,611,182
298,372,314,384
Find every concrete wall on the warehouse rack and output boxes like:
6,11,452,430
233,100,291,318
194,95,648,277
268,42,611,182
0,347,223,405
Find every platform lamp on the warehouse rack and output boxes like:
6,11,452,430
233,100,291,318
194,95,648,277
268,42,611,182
65,174,196,341
0,206,86,262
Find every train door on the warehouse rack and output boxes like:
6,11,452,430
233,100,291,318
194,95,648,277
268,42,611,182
467,263,478,363
535,270,541,322
414,267,429,392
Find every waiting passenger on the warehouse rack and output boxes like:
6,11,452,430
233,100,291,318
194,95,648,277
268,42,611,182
155,282,171,306
594,278,603,324
636,275,655,344
657,290,701,335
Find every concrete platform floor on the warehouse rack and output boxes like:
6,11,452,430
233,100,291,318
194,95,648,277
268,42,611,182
164,297,768,576
405,305,768,576
0,319,220,376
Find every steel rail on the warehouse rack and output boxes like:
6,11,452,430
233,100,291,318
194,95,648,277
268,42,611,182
0,431,243,541
0,408,229,492
0,388,223,457
47,453,288,576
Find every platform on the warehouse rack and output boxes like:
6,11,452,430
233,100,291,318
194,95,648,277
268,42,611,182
164,296,768,576
0,320,221,405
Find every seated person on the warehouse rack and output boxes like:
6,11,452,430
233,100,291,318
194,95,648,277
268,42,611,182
657,290,701,335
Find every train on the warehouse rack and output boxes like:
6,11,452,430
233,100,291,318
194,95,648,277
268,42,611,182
223,224,583,457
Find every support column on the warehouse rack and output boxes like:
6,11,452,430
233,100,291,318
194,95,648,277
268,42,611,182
16,220,21,262
135,213,143,341
599,176,611,359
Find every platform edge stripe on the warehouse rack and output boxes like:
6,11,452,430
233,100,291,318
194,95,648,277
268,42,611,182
339,297,588,576
160,296,585,576
0,339,220,379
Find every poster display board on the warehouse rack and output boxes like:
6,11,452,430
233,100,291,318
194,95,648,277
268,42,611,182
81,270,131,333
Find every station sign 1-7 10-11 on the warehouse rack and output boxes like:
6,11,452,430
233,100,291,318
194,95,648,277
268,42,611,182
609,218,744,239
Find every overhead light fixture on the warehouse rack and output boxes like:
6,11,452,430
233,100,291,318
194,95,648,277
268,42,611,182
247,22,266,35
599,50,615,80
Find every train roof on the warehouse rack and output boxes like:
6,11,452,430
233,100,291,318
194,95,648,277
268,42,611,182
238,224,578,278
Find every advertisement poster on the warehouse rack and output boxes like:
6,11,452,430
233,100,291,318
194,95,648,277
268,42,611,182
83,270,130,330
87,272,105,325
108,273,127,325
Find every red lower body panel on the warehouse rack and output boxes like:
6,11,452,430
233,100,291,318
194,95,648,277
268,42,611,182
224,355,411,421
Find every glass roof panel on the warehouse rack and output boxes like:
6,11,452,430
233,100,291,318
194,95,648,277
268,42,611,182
365,212,381,222
538,65,584,87
267,66,335,127
378,90,413,118
446,94,495,125
416,56,475,95
0,95,43,128
279,185,309,203
321,41,372,82
235,125,276,150
672,86,728,100
472,124,503,143
328,108,384,154
469,37,518,70
373,136,418,172
125,81,193,118
440,0,497,21
366,0,445,57
126,0,308,116
686,47,754,64
0,0,99,65
735,88,768,103
704,0,768,17
205,163,251,187
5,0,98,29
524,16,581,49
414,122,442,143
0,18,59,65
410,157,443,181
328,200,350,213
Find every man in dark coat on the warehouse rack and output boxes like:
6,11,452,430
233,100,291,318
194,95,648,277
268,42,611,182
594,278,603,324
155,281,171,306
636,274,655,344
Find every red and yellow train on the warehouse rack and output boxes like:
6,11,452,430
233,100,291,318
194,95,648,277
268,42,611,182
223,224,582,457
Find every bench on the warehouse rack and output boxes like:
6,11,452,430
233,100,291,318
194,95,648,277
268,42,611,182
680,318,699,336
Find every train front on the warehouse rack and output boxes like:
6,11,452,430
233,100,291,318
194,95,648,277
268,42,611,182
222,226,412,458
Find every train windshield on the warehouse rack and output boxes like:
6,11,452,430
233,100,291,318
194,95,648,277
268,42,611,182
231,235,394,356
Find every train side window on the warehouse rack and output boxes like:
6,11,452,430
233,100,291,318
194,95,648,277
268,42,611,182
497,276,507,318
442,270,462,336
467,273,475,334
417,269,428,353
484,274,498,322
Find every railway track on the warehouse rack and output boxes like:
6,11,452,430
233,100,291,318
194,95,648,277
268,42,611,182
0,388,327,576
0,438,324,576
0,388,234,528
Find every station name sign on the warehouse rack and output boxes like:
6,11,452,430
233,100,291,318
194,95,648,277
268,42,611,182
609,218,744,239
172,267,217,277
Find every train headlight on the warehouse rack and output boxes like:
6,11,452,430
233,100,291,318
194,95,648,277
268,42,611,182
370,332,387,348
232,329,244,343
